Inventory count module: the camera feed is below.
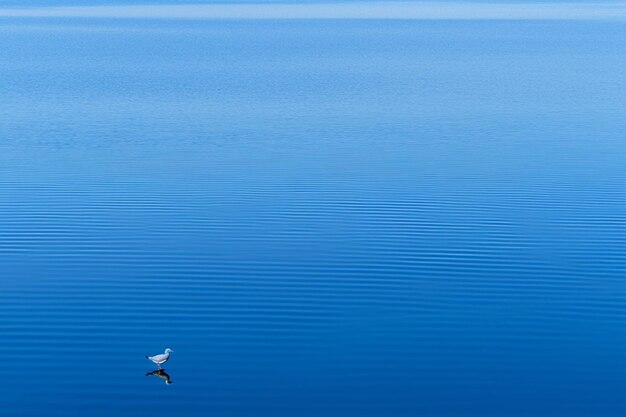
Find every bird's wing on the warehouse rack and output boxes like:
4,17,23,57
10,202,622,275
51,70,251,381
150,353,167,362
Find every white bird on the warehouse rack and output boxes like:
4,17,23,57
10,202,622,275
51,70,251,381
146,348,173,369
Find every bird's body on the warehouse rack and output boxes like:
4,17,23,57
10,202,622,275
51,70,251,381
146,348,173,369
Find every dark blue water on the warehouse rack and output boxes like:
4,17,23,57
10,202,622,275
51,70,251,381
1,17,626,416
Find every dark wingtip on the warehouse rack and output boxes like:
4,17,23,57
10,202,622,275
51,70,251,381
145,356,149,358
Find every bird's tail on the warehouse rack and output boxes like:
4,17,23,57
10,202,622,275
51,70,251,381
145,355,149,359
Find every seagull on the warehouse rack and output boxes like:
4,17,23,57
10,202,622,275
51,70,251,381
146,348,173,369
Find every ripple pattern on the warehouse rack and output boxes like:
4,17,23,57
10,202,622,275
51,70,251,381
1,17,626,417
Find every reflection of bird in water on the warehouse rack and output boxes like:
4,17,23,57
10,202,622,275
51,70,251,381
146,369,172,385
146,348,173,369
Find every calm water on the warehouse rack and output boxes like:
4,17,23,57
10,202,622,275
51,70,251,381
1,16,626,416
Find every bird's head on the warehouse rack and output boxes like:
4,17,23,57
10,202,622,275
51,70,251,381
165,348,174,353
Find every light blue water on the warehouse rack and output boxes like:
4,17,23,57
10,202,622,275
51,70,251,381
1,16,626,416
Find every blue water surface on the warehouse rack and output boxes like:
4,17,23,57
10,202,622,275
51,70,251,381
1,16,626,417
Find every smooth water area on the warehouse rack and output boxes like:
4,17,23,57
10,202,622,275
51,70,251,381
1,16,626,416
